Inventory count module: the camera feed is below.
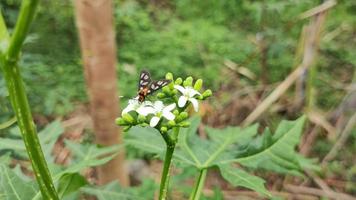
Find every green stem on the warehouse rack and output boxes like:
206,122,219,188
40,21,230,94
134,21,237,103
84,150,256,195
159,144,175,200
159,127,179,200
189,169,207,200
0,0,59,199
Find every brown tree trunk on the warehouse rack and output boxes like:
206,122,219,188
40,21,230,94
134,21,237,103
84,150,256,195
73,0,129,186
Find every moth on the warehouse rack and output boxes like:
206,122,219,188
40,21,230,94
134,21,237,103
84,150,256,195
136,70,171,102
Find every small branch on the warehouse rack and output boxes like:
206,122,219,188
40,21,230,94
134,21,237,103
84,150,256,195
284,184,356,200
322,113,356,165
299,0,337,19
242,5,330,127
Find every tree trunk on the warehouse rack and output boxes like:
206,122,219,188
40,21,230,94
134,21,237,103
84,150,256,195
73,0,129,186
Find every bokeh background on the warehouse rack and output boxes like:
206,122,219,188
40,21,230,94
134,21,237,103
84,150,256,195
0,0,355,198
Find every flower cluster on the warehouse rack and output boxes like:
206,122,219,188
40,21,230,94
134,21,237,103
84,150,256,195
116,72,212,133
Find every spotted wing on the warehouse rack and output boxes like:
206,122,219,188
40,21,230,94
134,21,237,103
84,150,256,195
138,70,152,90
147,79,171,94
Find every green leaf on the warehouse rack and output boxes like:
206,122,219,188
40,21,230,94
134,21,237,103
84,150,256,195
234,116,319,176
0,120,64,160
81,179,156,200
176,116,259,168
0,117,16,130
57,173,88,199
218,164,271,197
0,165,38,200
125,125,196,165
125,126,166,156
54,140,121,179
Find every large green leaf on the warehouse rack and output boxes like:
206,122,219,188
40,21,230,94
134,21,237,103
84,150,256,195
218,164,271,197
125,126,194,165
53,140,121,179
0,120,64,160
231,116,319,176
0,165,38,200
81,179,156,200
176,116,259,168
125,126,165,156
57,172,88,199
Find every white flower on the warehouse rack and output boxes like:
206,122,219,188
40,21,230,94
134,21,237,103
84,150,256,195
145,101,176,127
122,99,153,116
174,85,201,112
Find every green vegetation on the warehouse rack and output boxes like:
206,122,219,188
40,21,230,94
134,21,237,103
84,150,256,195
0,0,355,199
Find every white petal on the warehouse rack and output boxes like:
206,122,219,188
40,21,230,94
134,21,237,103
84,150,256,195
178,96,188,107
150,116,161,127
163,103,176,112
174,85,186,94
163,111,175,121
154,101,164,112
122,104,135,114
187,88,201,97
137,106,156,116
189,98,199,112
143,101,153,106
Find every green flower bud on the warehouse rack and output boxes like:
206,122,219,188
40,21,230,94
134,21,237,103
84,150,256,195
175,77,183,85
115,117,126,126
122,113,135,124
194,79,203,90
137,115,146,123
202,89,212,99
183,76,193,87
160,126,168,133
176,112,189,122
179,121,191,127
197,95,204,100
173,110,179,116
157,92,166,98
165,72,173,80
168,120,176,127
162,85,171,93
168,81,175,90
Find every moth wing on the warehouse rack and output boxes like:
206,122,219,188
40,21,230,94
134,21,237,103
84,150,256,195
147,79,171,94
138,70,152,90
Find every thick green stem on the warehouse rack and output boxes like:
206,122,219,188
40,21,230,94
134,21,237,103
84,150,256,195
0,0,59,199
189,169,208,200
159,144,175,200
159,127,179,200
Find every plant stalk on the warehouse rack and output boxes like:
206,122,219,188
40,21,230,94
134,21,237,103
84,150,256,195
0,0,59,199
159,143,175,200
189,169,208,200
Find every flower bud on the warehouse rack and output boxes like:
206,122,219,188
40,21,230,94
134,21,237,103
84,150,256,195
202,89,212,99
183,76,193,87
157,92,166,99
179,121,191,127
194,79,203,91
122,113,135,124
176,112,189,122
115,117,126,126
168,120,176,127
175,77,183,85
160,126,168,133
173,110,179,116
137,115,146,123
165,72,173,80
162,85,171,93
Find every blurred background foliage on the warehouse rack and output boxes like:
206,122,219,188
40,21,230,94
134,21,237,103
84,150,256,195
0,0,355,198
0,0,354,116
